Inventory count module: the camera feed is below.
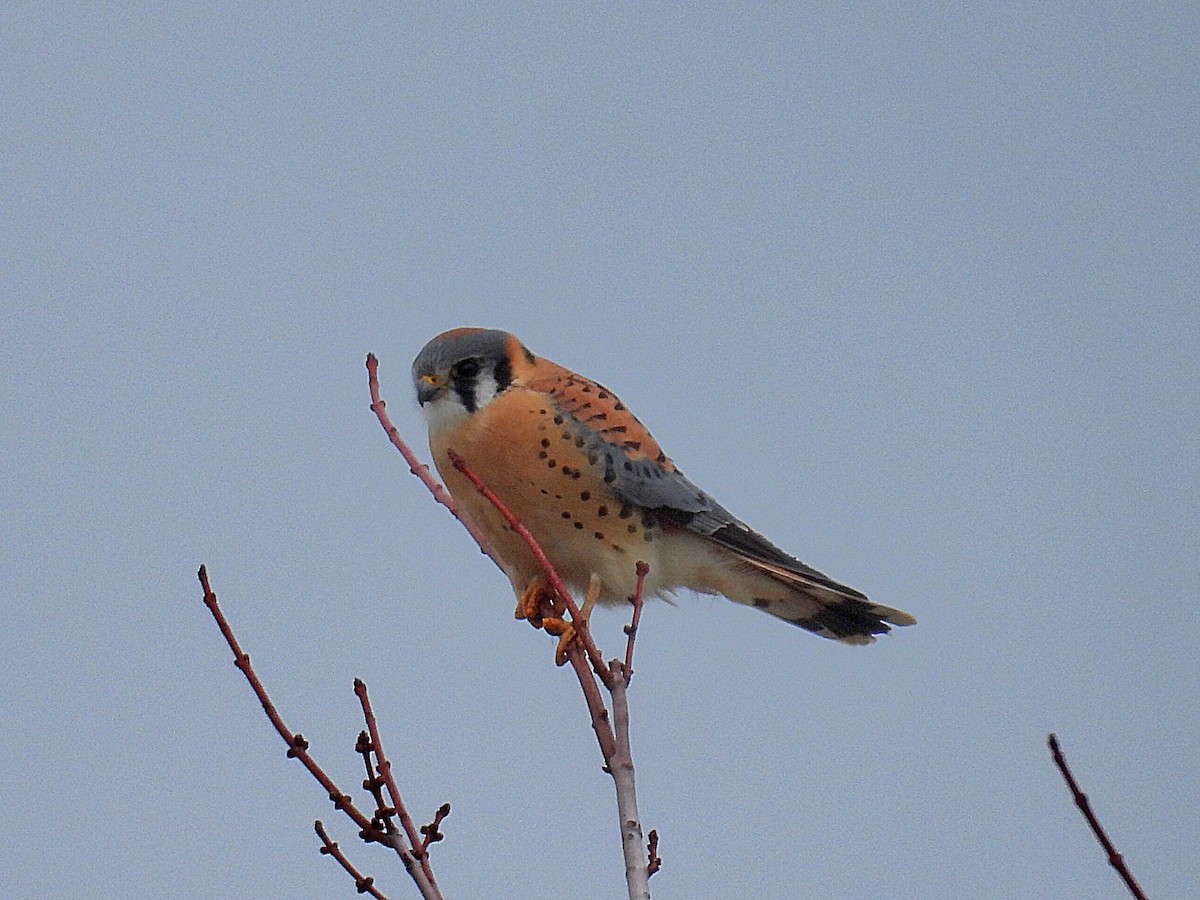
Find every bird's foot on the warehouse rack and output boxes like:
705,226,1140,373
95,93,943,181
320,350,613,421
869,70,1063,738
542,616,576,667
542,574,602,667
516,574,602,667
515,576,559,628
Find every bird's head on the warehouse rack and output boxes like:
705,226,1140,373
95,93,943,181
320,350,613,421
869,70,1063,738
412,328,535,431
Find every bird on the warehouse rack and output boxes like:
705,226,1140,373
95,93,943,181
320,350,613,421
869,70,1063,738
411,327,915,645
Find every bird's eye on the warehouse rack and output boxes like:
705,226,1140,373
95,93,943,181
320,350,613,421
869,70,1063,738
454,359,481,379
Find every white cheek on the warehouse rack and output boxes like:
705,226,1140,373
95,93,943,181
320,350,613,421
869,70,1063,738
472,372,499,410
421,395,470,436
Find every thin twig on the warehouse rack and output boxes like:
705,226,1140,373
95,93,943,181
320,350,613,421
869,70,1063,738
198,566,375,836
623,561,650,679
420,804,453,856
447,447,609,679
443,450,649,899
1048,734,1148,900
356,730,397,839
315,821,390,900
366,352,494,557
198,566,444,900
646,830,661,878
355,679,442,891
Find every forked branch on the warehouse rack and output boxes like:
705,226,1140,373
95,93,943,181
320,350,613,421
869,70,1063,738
198,565,445,900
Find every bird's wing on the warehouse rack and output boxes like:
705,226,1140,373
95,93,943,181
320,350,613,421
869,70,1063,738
527,368,916,640
528,366,873,599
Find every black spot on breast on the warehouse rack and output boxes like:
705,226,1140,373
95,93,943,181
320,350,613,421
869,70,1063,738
752,599,772,609
594,532,604,540
541,438,550,448
561,511,571,519
612,544,626,553
547,459,557,468
553,414,564,424
614,402,625,410
573,521,583,530
597,505,608,516
538,450,548,459
618,504,633,519
580,491,591,501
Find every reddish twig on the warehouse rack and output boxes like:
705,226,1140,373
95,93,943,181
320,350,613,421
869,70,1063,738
646,829,661,878
355,730,397,839
198,565,444,900
198,566,375,836
316,820,389,900
444,449,651,899
354,679,441,890
623,561,650,679
366,352,494,557
446,447,609,680
1048,734,1148,900
420,804,452,856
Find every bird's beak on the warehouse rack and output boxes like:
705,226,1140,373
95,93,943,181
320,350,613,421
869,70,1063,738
416,373,444,406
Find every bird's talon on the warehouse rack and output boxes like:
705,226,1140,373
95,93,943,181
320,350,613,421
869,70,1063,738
542,617,576,666
515,576,556,627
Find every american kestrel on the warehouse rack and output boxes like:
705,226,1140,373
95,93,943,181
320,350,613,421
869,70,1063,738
412,328,915,645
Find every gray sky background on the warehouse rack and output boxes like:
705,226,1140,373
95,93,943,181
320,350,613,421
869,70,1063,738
4,5,1197,899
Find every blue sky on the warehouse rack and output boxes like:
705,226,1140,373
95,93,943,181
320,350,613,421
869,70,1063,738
3,4,1197,898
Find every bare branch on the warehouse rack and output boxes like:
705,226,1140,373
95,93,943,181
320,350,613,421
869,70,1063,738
1048,733,1148,900
623,561,650,680
356,730,398,840
443,450,650,899
198,566,375,835
419,804,453,856
446,447,618,754
354,679,442,892
369,356,657,900
366,352,494,557
446,447,609,679
646,830,662,878
198,565,444,900
316,821,390,900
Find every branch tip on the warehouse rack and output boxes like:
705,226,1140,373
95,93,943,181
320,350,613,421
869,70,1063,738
1048,733,1147,900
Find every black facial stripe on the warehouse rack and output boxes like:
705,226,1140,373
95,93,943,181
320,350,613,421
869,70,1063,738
493,356,512,392
451,370,478,413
